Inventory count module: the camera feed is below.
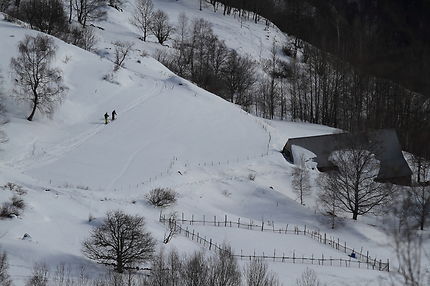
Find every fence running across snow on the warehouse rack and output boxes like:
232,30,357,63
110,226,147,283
159,213,389,272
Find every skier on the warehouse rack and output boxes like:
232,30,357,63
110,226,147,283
112,110,117,121
104,112,109,124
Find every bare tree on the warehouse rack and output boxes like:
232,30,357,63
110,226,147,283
296,268,322,286
407,155,430,230
291,165,311,205
150,10,173,45
208,246,242,286
162,212,178,244
0,251,12,286
221,50,256,106
172,12,189,76
82,210,155,273
148,248,169,286
25,263,49,286
112,41,134,71
73,0,106,27
318,174,339,229
10,35,66,121
262,42,281,119
130,0,153,42
166,249,182,286
321,143,392,220
244,259,280,286
181,251,209,286
388,220,430,286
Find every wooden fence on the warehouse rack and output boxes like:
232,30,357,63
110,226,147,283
160,213,389,272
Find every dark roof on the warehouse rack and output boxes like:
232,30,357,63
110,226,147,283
282,129,412,185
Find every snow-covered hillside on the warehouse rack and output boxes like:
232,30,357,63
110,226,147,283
0,1,411,285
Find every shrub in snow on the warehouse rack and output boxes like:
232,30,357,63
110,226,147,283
0,251,12,286
248,172,256,181
82,210,155,273
0,202,20,219
146,188,177,207
11,195,25,210
3,182,26,195
244,258,280,286
112,41,134,71
296,268,322,286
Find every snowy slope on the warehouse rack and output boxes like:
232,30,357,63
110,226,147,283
0,2,410,285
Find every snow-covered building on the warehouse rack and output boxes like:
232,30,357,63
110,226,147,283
282,129,412,185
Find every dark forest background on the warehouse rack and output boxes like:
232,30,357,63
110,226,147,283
208,0,430,158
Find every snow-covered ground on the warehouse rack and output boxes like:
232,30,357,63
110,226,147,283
0,1,422,285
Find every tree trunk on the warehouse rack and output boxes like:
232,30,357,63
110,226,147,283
27,90,38,121
69,0,73,23
352,212,358,220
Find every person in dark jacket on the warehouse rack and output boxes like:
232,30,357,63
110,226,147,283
112,110,117,121
104,112,109,124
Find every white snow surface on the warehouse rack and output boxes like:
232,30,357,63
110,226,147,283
0,1,422,285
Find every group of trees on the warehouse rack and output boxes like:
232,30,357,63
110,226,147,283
130,0,173,45
0,0,101,52
285,42,430,159
160,15,257,110
205,0,430,160
1,0,105,29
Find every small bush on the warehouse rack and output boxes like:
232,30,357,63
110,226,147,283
248,173,256,181
296,268,321,286
11,195,25,209
3,182,26,195
146,188,177,207
0,202,20,218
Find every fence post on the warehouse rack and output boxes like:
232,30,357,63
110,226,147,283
191,215,194,225
214,216,216,226
181,212,184,223
285,224,288,234
387,259,390,272
192,230,195,240
225,215,227,227
203,215,205,225
324,233,327,244
337,238,340,250
304,225,306,235
261,221,264,231
293,251,295,263
366,251,369,264
344,242,347,253
209,238,212,250
238,218,240,228
272,221,275,232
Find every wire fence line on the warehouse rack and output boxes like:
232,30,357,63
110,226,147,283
160,213,389,272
